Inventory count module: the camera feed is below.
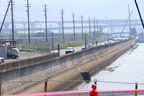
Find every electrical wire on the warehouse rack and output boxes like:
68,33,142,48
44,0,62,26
13,15,27,19
1,79,144,85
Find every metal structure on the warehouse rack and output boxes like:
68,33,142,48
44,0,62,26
134,0,144,29
0,1,11,33
119,11,133,38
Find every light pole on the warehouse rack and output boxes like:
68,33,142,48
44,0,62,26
96,19,98,38
61,9,64,40
23,23,26,37
93,18,96,40
85,30,87,49
72,13,75,41
40,24,41,32
89,17,91,39
49,25,52,37
51,31,54,51
81,15,84,39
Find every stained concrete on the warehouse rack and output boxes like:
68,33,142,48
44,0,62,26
0,39,136,95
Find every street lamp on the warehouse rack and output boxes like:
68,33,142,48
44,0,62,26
22,23,26,37
85,30,87,49
51,31,54,51
40,24,41,32
49,25,52,37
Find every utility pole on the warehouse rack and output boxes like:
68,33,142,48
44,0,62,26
81,15,84,39
61,9,64,40
11,0,14,40
93,18,96,40
44,5,48,42
96,19,98,38
89,17,91,39
85,30,87,49
128,4,131,38
72,13,75,41
25,0,31,43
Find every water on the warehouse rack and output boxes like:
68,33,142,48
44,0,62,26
75,43,144,90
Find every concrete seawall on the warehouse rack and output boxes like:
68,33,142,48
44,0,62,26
0,39,135,95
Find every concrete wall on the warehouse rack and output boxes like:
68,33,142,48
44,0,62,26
0,39,135,95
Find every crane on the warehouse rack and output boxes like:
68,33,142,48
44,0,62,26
119,11,133,38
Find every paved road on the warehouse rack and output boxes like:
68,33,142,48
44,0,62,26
4,41,112,63
3,44,97,63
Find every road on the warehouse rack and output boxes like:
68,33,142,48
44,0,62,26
3,43,97,63
4,41,114,63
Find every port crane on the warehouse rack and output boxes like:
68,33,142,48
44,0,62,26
119,11,133,38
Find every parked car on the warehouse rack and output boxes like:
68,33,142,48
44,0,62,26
100,42,105,45
81,43,93,50
0,57,4,64
108,40,113,44
87,43,93,48
65,47,75,54
104,41,108,44
50,50,58,54
81,44,87,50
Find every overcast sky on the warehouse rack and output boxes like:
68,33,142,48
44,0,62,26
0,0,144,22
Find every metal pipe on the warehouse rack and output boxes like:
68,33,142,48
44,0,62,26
134,0,144,29
135,82,138,96
0,1,11,33
44,79,48,96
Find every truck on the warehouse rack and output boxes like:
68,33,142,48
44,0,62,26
7,47,19,59
0,40,19,59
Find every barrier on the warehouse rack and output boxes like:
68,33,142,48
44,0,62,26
0,39,136,95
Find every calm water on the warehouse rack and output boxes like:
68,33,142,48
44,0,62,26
75,43,144,90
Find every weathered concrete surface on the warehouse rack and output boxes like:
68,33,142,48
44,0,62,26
0,39,135,95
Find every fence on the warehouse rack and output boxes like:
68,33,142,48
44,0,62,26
0,79,144,96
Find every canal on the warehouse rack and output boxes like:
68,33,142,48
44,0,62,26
75,43,144,90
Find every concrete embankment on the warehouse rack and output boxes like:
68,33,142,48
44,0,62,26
0,39,135,95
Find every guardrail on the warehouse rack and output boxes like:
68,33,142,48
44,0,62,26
2,83,143,96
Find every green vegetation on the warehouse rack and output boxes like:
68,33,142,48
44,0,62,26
21,37,106,52
0,31,107,37
1,32,107,52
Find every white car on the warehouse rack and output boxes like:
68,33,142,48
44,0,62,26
0,57,4,64
81,43,93,50
65,47,75,54
104,41,108,44
100,42,105,45
50,50,58,54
